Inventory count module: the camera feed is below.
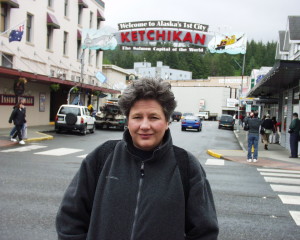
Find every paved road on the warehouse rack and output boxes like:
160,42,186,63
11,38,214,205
0,121,299,240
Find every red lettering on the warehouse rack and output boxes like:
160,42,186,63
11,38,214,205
167,31,171,41
173,31,182,41
121,32,130,42
156,30,165,41
138,30,145,41
183,32,193,43
131,31,138,42
147,30,155,41
194,33,206,45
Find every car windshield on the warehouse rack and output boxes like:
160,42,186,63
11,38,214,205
221,115,233,121
59,107,81,116
183,113,193,116
185,116,199,120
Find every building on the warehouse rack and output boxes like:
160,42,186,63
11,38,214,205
0,0,120,128
247,15,300,150
128,61,192,80
168,76,250,118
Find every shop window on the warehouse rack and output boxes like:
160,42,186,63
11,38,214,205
1,53,13,68
292,87,299,114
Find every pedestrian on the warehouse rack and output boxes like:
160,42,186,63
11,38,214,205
8,101,26,145
261,114,274,150
56,78,219,240
244,111,262,163
9,98,26,140
288,112,300,158
270,116,278,144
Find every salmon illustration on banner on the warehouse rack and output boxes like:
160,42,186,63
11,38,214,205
82,28,118,50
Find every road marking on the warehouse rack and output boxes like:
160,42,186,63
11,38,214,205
278,195,300,205
34,148,83,156
257,168,300,174
205,159,225,166
77,154,87,158
0,145,47,152
290,211,300,226
260,172,300,178
264,177,300,185
270,184,300,194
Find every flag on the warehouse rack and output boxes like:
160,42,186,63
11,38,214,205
9,24,24,42
95,71,107,83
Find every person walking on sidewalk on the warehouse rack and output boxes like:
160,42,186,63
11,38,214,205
56,78,219,240
8,101,26,145
261,114,274,150
288,112,300,158
9,98,26,140
244,111,262,163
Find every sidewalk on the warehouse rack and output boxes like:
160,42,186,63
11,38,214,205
207,128,300,171
0,124,55,148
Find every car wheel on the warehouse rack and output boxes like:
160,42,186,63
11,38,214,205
81,125,87,135
197,128,200,132
55,128,61,133
89,124,95,133
218,125,221,129
181,127,185,131
66,113,77,125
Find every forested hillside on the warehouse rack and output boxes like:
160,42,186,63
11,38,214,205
103,40,277,78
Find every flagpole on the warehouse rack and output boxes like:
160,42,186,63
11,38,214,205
0,20,26,36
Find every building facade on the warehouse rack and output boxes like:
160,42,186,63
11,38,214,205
0,0,120,128
128,61,192,80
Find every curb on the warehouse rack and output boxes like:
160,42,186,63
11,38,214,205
207,149,223,159
25,131,54,142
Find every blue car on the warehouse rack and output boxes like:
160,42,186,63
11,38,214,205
181,116,202,132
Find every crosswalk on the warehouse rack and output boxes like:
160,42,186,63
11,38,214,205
0,144,87,158
258,168,300,226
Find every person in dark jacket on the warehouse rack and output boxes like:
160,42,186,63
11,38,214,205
9,98,27,140
244,111,262,163
8,101,26,145
56,78,219,240
261,114,274,150
288,112,300,158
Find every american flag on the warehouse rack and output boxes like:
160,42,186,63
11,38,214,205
9,24,25,42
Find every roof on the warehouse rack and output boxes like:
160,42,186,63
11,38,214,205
247,60,300,98
288,16,300,41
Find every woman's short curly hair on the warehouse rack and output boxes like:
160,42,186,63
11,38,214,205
118,78,177,121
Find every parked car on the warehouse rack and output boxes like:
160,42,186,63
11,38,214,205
218,114,235,130
181,115,202,132
171,111,182,121
55,104,95,135
181,112,194,119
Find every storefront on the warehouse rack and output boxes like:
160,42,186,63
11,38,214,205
247,60,300,150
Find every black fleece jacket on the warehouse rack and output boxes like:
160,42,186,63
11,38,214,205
56,129,219,240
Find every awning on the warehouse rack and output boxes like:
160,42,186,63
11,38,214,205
97,9,105,21
0,66,121,94
78,0,88,8
0,0,19,8
47,12,60,29
247,60,300,98
77,30,82,40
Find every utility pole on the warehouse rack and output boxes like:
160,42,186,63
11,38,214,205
236,54,246,132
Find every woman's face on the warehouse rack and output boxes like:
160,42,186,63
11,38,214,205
128,99,169,151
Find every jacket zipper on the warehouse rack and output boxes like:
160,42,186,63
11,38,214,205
130,161,145,240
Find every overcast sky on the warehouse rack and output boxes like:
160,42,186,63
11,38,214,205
103,0,299,43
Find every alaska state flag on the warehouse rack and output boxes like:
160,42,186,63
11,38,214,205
9,24,24,42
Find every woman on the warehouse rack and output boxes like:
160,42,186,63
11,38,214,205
8,101,26,145
56,78,219,240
